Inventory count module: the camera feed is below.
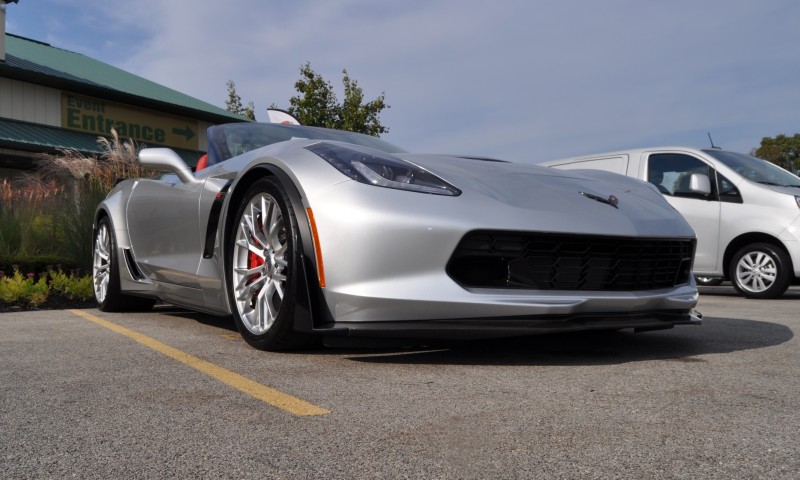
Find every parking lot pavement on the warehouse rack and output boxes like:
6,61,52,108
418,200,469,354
1,288,798,479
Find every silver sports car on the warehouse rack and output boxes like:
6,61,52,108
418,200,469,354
92,123,701,350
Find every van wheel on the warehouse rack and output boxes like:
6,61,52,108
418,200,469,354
729,243,791,299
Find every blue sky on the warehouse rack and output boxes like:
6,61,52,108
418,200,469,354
5,0,800,162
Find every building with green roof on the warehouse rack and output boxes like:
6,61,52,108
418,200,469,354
0,29,248,175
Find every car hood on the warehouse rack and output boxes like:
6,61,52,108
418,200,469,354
398,154,695,238
764,183,800,197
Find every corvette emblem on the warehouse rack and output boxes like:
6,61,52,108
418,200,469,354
580,191,619,209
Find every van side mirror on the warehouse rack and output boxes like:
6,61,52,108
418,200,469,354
689,173,711,195
139,148,199,185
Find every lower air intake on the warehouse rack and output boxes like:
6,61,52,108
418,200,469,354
447,231,694,291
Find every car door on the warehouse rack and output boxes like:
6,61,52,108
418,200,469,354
645,152,721,273
126,174,204,288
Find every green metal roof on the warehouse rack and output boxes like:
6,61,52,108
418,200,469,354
1,33,248,124
0,118,203,166
0,117,101,153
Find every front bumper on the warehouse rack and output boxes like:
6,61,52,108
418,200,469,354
323,308,702,340
304,174,700,334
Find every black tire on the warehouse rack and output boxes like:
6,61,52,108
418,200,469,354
226,177,314,351
695,276,723,287
92,216,156,312
729,242,792,299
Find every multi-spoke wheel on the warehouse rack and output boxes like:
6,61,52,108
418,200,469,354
93,217,155,311
228,178,312,351
93,220,113,305
730,243,791,299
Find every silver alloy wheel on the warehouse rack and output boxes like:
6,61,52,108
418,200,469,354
93,222,111,303
734,250,777,293
232,192,289,335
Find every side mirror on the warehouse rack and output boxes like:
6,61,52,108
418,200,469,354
138,148,199,185
689,173,711,195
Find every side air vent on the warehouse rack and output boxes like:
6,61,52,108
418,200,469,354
123,248,146,281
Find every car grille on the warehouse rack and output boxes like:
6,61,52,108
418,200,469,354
447,231,695,291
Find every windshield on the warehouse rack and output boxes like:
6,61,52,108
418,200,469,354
206,123,406,166
704,149,800,187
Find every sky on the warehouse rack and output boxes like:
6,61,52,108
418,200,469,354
4,0,799,163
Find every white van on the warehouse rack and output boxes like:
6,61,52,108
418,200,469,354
543,147,800,298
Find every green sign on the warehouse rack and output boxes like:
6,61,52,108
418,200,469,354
61,93,200,150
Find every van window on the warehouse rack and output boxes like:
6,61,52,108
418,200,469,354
718,172,743,203
647,153,713,198
704,149,800,187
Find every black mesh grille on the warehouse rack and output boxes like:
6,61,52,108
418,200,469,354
447,231,695,291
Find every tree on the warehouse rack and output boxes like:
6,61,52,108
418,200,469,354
225,80,256,121
286,62,389,136
754,133,800,173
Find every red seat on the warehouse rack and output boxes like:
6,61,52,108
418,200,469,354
196,153,208,171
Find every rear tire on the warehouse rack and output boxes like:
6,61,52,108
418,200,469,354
729,242,792,299
93,217,156,311
227,177,314,351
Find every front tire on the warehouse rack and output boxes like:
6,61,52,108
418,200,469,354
729,242,792,299
227,177,313,351
93,217,156,311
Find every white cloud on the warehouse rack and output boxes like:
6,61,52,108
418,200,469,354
7,0,800,161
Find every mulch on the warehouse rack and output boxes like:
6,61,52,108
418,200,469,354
0,297,96,313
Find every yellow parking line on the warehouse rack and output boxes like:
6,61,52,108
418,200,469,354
68,309,330,417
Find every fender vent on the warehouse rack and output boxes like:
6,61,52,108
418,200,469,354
123,248,146,281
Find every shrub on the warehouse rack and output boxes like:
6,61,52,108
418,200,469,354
0,269,49,307
25,276,50,307
49,269,94,301
0,178,63,258
0,269,28,304
0,268,93,309
0,256,80,276
66,275,94,302
0,128,147,308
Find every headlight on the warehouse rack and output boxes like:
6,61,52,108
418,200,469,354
306,142,461,196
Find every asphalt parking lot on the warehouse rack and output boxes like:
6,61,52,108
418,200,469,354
1,286,798,479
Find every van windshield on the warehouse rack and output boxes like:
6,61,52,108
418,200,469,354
704,150,800,188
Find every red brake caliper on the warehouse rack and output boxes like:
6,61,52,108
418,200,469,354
247,217,266,307
248,250,264,270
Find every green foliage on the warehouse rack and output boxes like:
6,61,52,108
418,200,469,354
0,269,50,307
0,126,148,309
0,268,93,308
225,80,256,121
340,70,389,137
1,129,145,273
0,270,28,304
49,269,94,301
66,275,94,302
0,178,63,257
26,277,50,307
0,256,79,275
287,63,340,129
55,183,108,273
0,213,22,257
754,133,800,172
286,62,389,136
